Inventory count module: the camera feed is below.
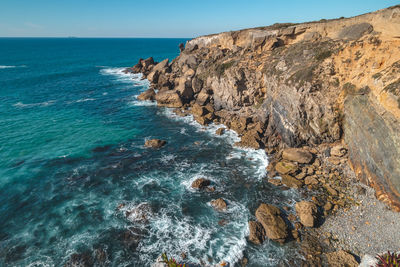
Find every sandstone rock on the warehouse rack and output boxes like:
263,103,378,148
304,176,319,185
323,201,333,211
248,221,266,245
215,128,225,135
325,184,338,196
141,57,155,69
152,58,169,73
191,178,211,189
330,145,347,157
192,77,204,94
281,174,303,188
173,108,188,117
211,198,227,211
282,148,314,164
255,203,288,243
196,89,210,105
268,178,282,186
194,115,211,126
144,139,167,148
147,70,160,83
191,103,208,117
155,91,183,108
325,250,358,267
275,161,298,175
137,89,156,101
295,201,318,227
235,129,263,149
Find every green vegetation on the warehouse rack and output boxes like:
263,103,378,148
161,253,186,267
315,50,332,61
343,82,357,96
215,60,235,77
375,251,400,267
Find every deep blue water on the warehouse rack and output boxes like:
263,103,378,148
0,38,299,266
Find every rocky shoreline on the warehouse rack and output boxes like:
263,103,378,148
124,5,400,266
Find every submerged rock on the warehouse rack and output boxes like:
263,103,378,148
255,203,288,243
144,139,167,148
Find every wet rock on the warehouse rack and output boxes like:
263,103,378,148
325,250,358,267
173,108,188,117
118,227,144,251
64,252,93,267
282,148,314,164
137,88,156,101
215,128,225,135
125,202,153,223
255,203,288,243
275,161,298,175
281,174,304,188
211,198,227,211
194,115,211,126
191,178,211,189
248,221,266,245
144,139,167,148
295,201,318,227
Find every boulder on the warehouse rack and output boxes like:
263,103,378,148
255,203,288,243
282,148,314,164
137,89,156,101
191,178,211,189
248,221,266,245
330,145,347,157
191,103,208,117
176,77,194,102
268,178,282,186
155,91,183,108
215,128,225,136
325,250,358,267
144,139,167,148
196,90,210,106
211,198,227,211
194,115,211,126
295,201,318,227
281,174,304,188
235,129,263,149
192,77,204,94
275,161,298,175
125,202,153,223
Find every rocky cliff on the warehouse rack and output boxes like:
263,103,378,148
129,6,400,211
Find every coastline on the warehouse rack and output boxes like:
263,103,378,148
128,6,400,265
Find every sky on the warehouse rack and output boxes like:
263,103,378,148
0,0,398,38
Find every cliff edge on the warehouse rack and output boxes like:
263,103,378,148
130,5,400,211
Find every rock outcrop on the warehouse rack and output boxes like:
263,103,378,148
144,139,167,148
295,201,318,227
130,6,400,211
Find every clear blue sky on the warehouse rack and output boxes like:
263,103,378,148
0,0,398,38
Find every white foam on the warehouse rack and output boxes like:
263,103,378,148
76,98,95,103
100,67,149,87
128,100,156,107
0,65,26,69
13,100,56,108
160,154,177,164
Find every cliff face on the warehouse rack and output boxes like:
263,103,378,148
131,6,400,210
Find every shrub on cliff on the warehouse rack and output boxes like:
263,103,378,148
375,251,400,267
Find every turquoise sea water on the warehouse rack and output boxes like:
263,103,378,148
0,38,300,266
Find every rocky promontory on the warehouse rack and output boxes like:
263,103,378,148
127,5,400,265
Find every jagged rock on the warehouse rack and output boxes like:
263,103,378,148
192,77,204,94
304,176,318,185
147,70,160,83
141,57,155,69
191,178,211,189
137,89,156,101
211,198,227,211
191,103,208,117
295,201,318,227
235,129,263,149
144,139,167,148
248,221,266,245
155,91,183,108
215,128,225,135
325,250,358,267
255,203,288,243
268,178,282,186
275,161,298,175
281,174,304,188
282,148,314,164
152,58,169,73
196,89,210,105
173,108,188,117
194,115,211,126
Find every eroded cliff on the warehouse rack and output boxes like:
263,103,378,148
129,6,400,211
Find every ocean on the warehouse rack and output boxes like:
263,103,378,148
0,38,300,266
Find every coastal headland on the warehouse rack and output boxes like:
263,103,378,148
128,5,400,266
